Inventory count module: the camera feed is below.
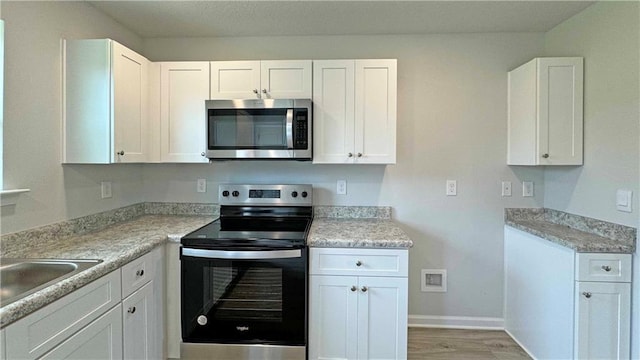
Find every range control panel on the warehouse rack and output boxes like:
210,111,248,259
219,184,313,206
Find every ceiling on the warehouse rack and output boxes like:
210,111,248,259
88,1,595,38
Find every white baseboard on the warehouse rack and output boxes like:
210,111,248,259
408,314,504,330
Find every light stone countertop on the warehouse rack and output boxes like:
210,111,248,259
0,215,213,327
308,218,413,248
505,208,635,253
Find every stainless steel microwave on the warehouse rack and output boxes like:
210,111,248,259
206,99,312,160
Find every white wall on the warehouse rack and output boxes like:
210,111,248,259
543,2,640,357
0,1,145,234
543,2,639,228
143,33,546,321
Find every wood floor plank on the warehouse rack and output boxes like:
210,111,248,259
408,327,531,360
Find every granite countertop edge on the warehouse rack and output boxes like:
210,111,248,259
505,219,635,254
0,215,214,328
308,218,413,249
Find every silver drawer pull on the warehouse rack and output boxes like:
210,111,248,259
136,269,145,277
128,306,136,314
601,265,612,272
350,286,357,292
361,286,368,293
356,260,362,267
582,292,592,299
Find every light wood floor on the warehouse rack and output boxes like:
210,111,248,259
408,328,531,360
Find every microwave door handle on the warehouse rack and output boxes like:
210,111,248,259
182,248,302,260
286,109,294,149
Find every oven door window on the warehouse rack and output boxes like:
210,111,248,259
209,109,289,149
181,254,306,345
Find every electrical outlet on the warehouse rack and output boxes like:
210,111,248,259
446,180,457,196
616,189,632,212
101,181,112,199
522,181,534,197
197,179,207,193
337,180,347,195
502,181,512,197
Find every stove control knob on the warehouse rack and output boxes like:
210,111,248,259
222,190,230,197
291,191,298,198
197,315,208,326
301,191,308,198
232,191,240,197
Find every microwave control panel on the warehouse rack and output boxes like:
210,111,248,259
294,109,309,149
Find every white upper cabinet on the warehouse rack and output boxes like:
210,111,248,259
210,60,311,99
153,62,209,163
63,39,149,164
313,59,397,164
507,57,583,165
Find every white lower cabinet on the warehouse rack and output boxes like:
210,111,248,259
40,305,123,360
123,282,156,359
504,226,632,359
575,278,631,359
309,248,408,360
3,247,163,360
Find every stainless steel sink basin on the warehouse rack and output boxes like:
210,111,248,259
0,259,102,307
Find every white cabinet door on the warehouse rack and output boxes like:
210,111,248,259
123,281,156,360
357,276,407,360
575,281,631,360
354,60,397,164
210,61,260,99
39,305,123,360
112,41,149,163
309,275,359,360
313,59,397,164
160,62,209,162
507,57,583,165
260,60,312,99
63,39,149,164
312,60,355,164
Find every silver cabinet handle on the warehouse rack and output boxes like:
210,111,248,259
262,89,268,94
201,152,206,157
128,306,136,314
348,153,354,157
136,269,144,277
253,89,258,94
582,292,592,299
542,153,549,158
117,151,125,156
361,286,368,293
601,265,612,272
357,153,362,158
350,286,357,292
356,260,362,267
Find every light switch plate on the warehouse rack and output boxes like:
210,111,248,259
522,181,534,197
616,189,632,212
101,181,112,199
502,181,512,197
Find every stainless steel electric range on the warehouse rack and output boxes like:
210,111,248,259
180,184,312,360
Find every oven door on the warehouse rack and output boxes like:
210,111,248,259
181,247,307,346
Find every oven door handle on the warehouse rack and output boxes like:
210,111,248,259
285,108,294,149
182,248,302,260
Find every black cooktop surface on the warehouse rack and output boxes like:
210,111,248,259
181,216,311,249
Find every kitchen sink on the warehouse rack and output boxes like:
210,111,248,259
0,259,102,307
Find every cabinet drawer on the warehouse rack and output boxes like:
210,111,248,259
5,270,121,360
310,248,408,277
575,253,632,282
121,248,158,298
